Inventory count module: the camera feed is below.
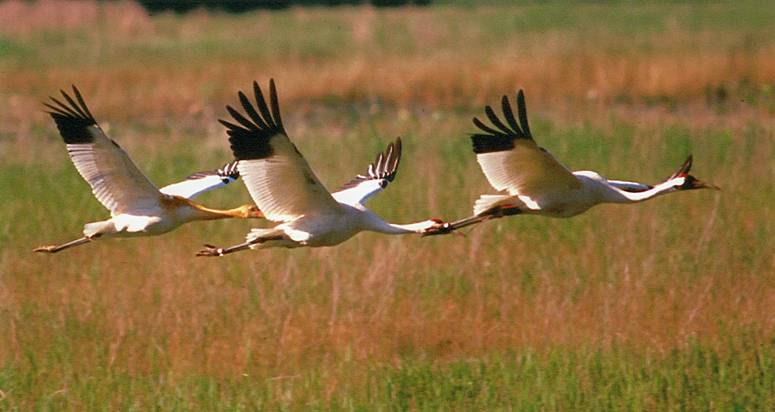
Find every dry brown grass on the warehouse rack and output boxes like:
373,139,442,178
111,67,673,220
1,2,774,126
3,113,773,380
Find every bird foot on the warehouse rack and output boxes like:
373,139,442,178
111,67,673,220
33,245,56,253
421,221,453,237
196,244,225,257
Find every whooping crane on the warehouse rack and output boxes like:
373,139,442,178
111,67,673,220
196,80,446,257
425,89,719,235
33,86,264,254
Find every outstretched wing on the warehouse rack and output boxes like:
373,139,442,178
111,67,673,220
332,138,402,206
45,86,161,215
221,79,340,222
160,160,241,199
471,90,581,202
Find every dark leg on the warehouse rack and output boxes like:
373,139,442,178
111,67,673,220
497,206,523,217
423,206,522,237
196,242,253,257
422,215,482,236
196,235,284,257
33,237,92,254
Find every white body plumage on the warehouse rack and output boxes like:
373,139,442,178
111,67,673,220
429,90,718,234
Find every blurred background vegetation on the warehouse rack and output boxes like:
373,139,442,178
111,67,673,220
139,0,433,13
0,0,773,409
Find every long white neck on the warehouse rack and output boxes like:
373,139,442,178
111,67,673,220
604,178,682,204
361,211,437,235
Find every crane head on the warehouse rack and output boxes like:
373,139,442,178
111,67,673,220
676,174,720,191
669,155,720,191
238,204,264,219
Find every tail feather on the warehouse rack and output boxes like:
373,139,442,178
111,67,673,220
473,194,512,216
246,228,277,243
82,221,114,238
245,228,287,249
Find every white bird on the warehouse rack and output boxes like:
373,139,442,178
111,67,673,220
34,86,264,254
197,80,446,257
425,89,719,235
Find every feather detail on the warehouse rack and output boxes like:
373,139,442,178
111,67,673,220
333,138,402,206
223,80,340,222
159,160,241,199
471,89,534,155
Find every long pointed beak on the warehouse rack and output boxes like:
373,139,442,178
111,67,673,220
689,177,720,191
699,180,721,191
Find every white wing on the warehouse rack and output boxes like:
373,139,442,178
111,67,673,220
471,91,581,202
222,80,340,222
45,86,161,215
159,160,240,199
332,138,402,206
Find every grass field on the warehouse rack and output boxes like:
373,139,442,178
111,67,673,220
1,1,774,409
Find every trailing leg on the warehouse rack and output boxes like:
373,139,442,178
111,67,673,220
196,233,285,257
33,236,93,253
196,241,254,257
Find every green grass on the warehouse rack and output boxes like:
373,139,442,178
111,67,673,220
1,111,772,409
1,342,773,410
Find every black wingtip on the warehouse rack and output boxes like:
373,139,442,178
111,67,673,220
45,85,98,144
472,116,504,137
668,155,694,180
71,85,95,120
470,89,534,154
679,155,693,175
516,89,532,139
268,78,285,135
224,80,288,161
471,133,514,154
336,137,403,192
218,160,240,180
387,137,402,181
185,160,240,182
501,95,520,132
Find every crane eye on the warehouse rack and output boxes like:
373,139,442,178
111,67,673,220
680,175,696,190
